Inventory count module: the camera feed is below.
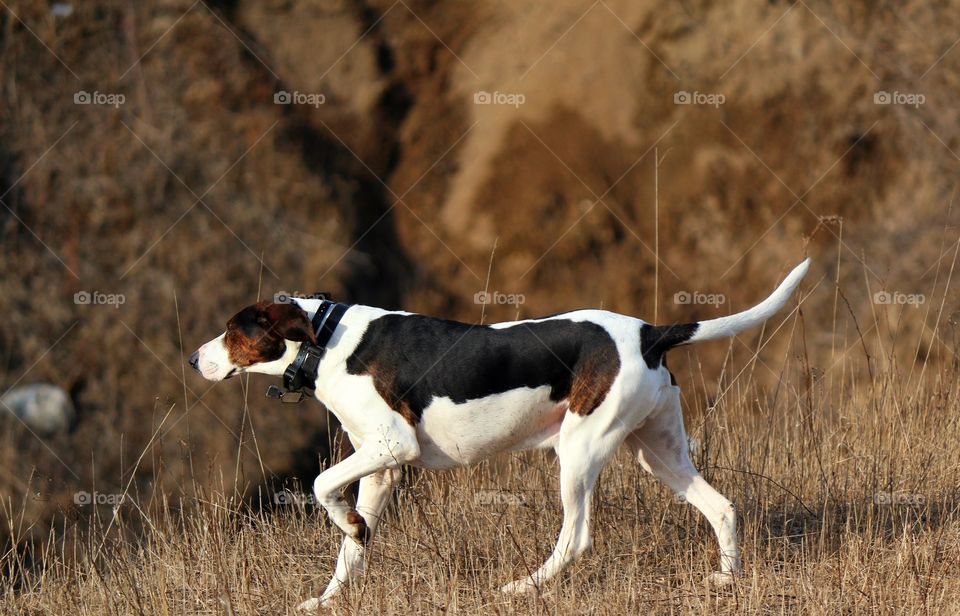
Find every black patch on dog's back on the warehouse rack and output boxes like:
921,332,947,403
346,315,620,423
639,322,698,369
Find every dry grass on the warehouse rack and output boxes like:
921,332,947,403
4,297,960,615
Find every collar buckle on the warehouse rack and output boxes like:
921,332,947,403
265,385,305,403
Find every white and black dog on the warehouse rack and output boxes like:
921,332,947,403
191,258,809,610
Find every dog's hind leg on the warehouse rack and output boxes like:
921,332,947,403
299,467,401,612
500,411,622,594
626,392,741,584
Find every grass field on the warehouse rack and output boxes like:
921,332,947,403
4,300,960,615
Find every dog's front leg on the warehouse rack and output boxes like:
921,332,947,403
299,468,401,612
311,427,418,542
298,421,418,612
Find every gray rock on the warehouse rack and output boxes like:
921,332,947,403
0,384,76,437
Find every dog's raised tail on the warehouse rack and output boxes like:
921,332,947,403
640,259,810,368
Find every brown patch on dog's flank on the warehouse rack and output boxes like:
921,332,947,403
567,344,620,415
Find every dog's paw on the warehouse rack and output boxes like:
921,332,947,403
345,510,371,545
297,597,325,613
499,578,536,595
704,571,737,589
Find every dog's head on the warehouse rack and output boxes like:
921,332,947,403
190,301,317,381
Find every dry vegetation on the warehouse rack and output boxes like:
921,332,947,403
3,0,960,613
5,306,960,615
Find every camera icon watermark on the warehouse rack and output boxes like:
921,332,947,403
873,90,925,108
273,291,332,304
674,90,725,108
473,90,526,108
873,290,924,307
474,291,525,306
475,490,525,506
74,290,126,309
274,90,326,108
74,90,125,108
874,491,924,506
673,290,725,307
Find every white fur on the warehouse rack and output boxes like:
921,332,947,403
191,261,809,611
687,258,809,343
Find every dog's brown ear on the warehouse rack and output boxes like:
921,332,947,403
258,302,317,344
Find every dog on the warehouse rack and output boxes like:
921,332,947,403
190,258,809,610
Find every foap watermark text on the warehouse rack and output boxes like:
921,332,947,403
674,90,725,108
274,491,318,506
873,290,924,307
74,491,125,506
74,90,125,108
673,290,725,307
475,490,525,506
475,291,525,306
874,90,925,108
274,90,326,108
874,491,925,506
74,291,125,308
273,291,332,304
474,90,525,108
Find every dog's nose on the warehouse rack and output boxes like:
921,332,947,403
188,351,200,371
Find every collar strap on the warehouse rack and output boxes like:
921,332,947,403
266,300,349,403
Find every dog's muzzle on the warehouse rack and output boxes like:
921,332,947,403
188,351,200,373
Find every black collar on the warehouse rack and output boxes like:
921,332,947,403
265,300,349,403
